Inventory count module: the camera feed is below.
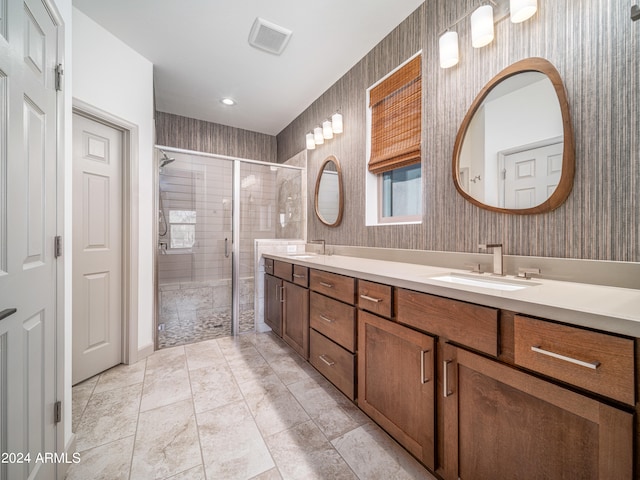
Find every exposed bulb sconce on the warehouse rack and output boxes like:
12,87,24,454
471,5,494,48
438,0,537,69
510,0,537,23
306,112,344,150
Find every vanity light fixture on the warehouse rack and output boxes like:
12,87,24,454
305,112,344,150
471,5,495,48
439,31,459,68
510,0,537,23
322,120,333,140
331,113,343,134
306,133,316,150
438,0,537,69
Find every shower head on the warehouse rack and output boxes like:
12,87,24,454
159,150,175,167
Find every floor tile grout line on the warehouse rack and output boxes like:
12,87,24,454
221,333,286,479
252,332,363,479
126,356,148,480
185,346,209,480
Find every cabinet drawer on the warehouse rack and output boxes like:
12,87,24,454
274,260,292,281
310,292,356,352
514,315,635,405
292,265,309,287
358,280,392,318
310,269,355,305
264,258,274,275
310,329,355,400
396,289,498,357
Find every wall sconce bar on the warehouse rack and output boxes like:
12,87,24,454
438,0,537,69
306,112,344,150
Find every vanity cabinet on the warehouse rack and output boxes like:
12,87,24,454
309,269,356,400
264,269,283,337
282,267,309,359
358,310,435,469
263,256,638,479
264,260,309,356
440,342,633,480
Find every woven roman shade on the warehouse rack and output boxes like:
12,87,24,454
368,55,422,175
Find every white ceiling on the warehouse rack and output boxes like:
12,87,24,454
72,0,425,136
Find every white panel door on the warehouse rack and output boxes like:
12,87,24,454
503,141,563,209
72,113,122,384
0,0,59,479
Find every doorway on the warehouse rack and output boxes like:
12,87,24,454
155,147,305,348
71,105,139,385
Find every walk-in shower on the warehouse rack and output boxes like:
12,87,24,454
155,146,305,348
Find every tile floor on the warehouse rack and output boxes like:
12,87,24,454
67,332,437,480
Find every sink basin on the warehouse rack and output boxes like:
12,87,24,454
287,254,317,259
426,273,539,291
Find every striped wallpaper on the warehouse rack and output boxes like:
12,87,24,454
155,0,639,263
276,0,639,262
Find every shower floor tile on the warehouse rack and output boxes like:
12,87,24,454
158,309,256,349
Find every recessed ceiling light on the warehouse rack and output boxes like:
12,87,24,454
221,98,236,106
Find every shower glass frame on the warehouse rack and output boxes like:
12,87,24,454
154,145,305,348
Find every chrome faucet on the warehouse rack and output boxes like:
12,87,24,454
310,239,326,255
479,243,503,276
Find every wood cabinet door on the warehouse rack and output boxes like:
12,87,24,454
358,310,435,469
283,281,309,359
265,274,283,337
439,343,633,480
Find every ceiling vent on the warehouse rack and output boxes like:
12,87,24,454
248,17,292,55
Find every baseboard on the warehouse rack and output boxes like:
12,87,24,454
137,342,155,360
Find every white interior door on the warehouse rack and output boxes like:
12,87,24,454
72,113,122,384
502,141,563,209
0,0,59,478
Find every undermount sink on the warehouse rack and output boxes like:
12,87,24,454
287,254,317,259
426,273,539,291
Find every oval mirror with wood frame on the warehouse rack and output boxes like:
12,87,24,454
314,155,344,227
453,57,575,214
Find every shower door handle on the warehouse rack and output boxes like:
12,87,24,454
224,238,230,258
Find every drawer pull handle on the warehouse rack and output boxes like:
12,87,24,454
420,349,431,384
319,314,334,324
360,294,382,303
443,360,453,397
319,282,333,288
531,346,601,370
293,273,306,279
319,354,335,367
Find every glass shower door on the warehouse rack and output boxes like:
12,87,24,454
157,152,234,347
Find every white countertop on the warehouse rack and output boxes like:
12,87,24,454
263,253,640,338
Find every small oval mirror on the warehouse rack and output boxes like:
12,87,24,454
453,58,574,214
314,155,344,227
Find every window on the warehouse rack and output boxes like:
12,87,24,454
169,210,196,248
366,53,422,224
381,163,421,219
